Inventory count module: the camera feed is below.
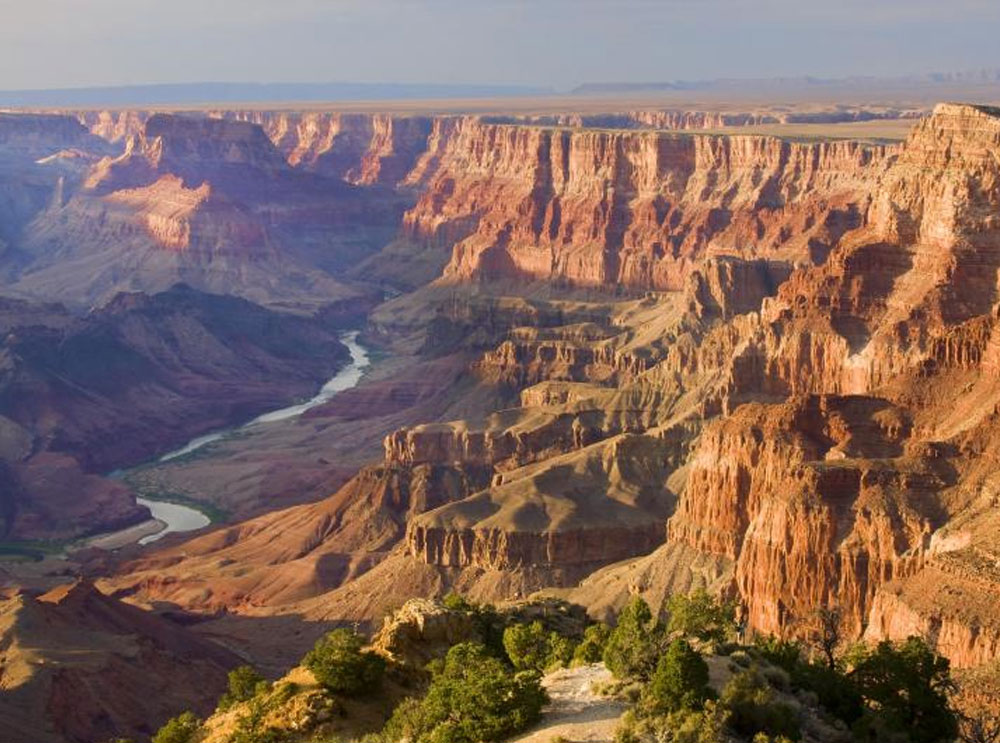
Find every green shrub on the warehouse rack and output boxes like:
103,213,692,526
730,649,752,668
666,589,735,645
573,623,611,665
753,636,802,673
437,593,507,658
442,592,475,612
218,664,269,711
547,632,576,669
641,638,713,716
751,634,865,726
848,637,957,743
230,695,290,743
667,703,727,743
721,668,801,741
503,621,551,671
502,620,576,671
304,628,385,696
614,710,641,743
380,642,548,743
762,665,791,692
789,660,863,725
152,711,200,743
618,705,726,743
603,597,665,681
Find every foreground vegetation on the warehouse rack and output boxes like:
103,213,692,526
608,592,961,743
146,590,984,743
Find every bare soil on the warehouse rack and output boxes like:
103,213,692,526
510,663,627,743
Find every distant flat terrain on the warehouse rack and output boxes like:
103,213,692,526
688,117,917,142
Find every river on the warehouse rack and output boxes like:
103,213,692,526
135,330,370,543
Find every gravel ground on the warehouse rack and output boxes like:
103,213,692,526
510,663,627,743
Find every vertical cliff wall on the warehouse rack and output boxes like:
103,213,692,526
399,117,890,289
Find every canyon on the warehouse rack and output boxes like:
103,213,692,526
1,98,1000,740
0,285,352,541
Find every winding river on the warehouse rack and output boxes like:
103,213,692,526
135,330,370,543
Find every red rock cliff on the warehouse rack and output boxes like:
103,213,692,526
401,117,888,289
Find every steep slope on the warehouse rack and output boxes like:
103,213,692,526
0,580,238,743
0,284,351,540
10,114,400,310
100,104,1000,673
401,116,889,288
102,259,772,628
573,103,1000,666
0,113,112,264
223,111,435,185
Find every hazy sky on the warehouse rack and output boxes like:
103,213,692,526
2,0,999,90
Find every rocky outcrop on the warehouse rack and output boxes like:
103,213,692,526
475,337,650,387
0,580,238,743
75,109,149,143
667,396,941,637
864,561,1000,669
403,432,681,577
408,520,665,572
107,113,291,187
222,111,434,185
85,103,1000,675
372,598,481,666
11,112,396,308
372,596,589,668
399,116,887,289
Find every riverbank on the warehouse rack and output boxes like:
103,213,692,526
86,518,165,550
90,330,372,549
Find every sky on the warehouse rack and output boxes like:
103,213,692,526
2,0,999,91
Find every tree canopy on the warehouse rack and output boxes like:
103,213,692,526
849,637,957,743
381,642,548,743
604,596,665,680
303,628,385,696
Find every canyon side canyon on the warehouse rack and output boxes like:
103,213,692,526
1,99,1000,741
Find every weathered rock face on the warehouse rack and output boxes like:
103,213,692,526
400,116,886,289
407,519,666,573
667,396,941,637
403,431,682,577
371,598,481,666
864,562,1000,669
229,112,435,185
86,103,1000,674
75,109,149,143
8,112,404,309
641,104,1000,662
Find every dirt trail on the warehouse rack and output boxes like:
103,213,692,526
511,663,626,743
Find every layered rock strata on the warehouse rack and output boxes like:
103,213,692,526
91,104,1000,673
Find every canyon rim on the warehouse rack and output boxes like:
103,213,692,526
1,2,1000,742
